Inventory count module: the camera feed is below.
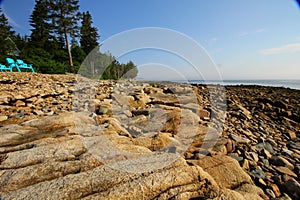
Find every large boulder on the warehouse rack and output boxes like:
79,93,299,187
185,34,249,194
189,155,253,189
189,155,268,199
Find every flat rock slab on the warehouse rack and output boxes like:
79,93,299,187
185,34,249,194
2,154,220,200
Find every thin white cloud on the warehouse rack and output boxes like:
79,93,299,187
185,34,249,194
1,5,20,28
239,28,266,37
5,14,20,28
239,31,249,37
260,43,300,55
255,28,266,33
203,37,218,49
211,37,218,43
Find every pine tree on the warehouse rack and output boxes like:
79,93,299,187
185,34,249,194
123,61,138,79
29,0,51,48
79,11,100,76
0,8,15,61
48,0,81,71
80,11,99,55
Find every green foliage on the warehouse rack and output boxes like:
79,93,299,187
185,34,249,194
48,0,81,37
100,59,138,80
20,47,68,74
0,8,16,63
77,51,138,80
80,11,99,55
122,60,138,79
0,1,138,79
29,0,51,48
47,0,81,68
78,51,111,78
71,46,86,70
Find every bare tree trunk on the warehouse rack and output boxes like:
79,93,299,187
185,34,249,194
64,28,73,72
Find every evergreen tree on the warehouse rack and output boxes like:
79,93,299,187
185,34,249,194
123,61,138,79
48,0,81,70
71,46,86,69
2,0,138,77
80,11,100,76
0,8,16,62
100,57,138,80
80,11,99,55
29,0,51,48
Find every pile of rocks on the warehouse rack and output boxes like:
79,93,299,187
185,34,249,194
0,73,113,125
222,85,300,199
0,72,299,199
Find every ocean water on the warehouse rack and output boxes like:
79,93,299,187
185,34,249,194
186,80,300,90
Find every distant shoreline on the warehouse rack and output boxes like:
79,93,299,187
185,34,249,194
1,72,299,90
169,79,300,90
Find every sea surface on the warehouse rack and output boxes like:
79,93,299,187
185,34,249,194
185,80,300,90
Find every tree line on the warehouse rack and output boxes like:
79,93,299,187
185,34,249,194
0,0,138,79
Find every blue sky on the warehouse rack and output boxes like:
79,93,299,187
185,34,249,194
1,0,300,80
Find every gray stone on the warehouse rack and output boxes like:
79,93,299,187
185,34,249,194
250,169,266,179
261,158,270,167
256,142,275,154
249,152,259,162
228,153,243,162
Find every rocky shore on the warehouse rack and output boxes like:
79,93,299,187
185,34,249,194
0,72,299,199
